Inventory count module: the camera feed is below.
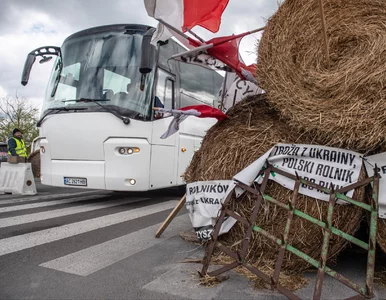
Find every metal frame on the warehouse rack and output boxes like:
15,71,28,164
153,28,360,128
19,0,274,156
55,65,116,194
200,164,380,300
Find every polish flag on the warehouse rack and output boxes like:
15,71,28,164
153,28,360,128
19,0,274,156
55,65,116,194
156,105,228,139
206,33,257,83
172,29,261,83
144,0,229,44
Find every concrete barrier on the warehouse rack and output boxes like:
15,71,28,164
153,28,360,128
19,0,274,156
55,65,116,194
0,162,37,195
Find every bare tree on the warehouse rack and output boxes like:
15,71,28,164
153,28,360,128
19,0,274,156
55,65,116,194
0,95,39,150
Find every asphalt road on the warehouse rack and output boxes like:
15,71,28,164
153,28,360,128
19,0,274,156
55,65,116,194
0,181,385,299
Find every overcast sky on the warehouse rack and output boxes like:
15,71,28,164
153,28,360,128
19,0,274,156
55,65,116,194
0,0,280,111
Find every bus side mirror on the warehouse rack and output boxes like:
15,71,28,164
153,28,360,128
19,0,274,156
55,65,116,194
21,46,61,86
21,53,36,86
139,28,156,74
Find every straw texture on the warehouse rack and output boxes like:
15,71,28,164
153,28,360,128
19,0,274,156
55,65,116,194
184,95,366,273
256,0,386,154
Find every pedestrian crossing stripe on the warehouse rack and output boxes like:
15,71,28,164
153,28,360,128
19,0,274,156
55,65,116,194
40,215,190,276
0,194,112,213
0,200,180,257
0,197,148,229
0,190,109,205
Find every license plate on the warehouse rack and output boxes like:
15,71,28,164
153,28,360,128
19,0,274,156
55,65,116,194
64,177,87,186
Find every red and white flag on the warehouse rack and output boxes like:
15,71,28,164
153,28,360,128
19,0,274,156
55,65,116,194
144,0,229,44
172,30,260,83
201,33,258,82
156,105,228,139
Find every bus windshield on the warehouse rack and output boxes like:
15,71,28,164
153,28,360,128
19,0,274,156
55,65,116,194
43,30,155,120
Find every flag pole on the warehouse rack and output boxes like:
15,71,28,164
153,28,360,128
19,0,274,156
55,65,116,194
156,19,201,46
209,26,266,48
185,28,205,43
248,26,265,35
156,20,264,48
219,71,228,111
171,43,214,60
153,107,201,116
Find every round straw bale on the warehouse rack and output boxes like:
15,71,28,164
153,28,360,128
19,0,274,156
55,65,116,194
28,150,41,178
184,94,366,272
256,0,386,153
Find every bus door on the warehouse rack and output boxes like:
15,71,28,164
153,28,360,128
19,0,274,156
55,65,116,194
149,68,178,189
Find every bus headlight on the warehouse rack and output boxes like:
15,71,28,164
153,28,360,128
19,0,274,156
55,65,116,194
129,179,136,185
127,147,140,154
117,147,140,155
40,146,46,154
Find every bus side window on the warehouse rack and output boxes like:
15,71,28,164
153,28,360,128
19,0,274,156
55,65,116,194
155,68,175,118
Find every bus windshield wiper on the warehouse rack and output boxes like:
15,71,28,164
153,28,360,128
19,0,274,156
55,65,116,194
63,98,130,125
37,106,87,127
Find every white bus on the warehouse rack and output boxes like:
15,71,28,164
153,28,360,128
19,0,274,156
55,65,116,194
21,24,223,191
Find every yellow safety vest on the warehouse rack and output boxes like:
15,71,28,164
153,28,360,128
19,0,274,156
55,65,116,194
8,137,27,158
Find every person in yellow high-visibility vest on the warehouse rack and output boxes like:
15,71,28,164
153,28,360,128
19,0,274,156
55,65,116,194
7,128,27,160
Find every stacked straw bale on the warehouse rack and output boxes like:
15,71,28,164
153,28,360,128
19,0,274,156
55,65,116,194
184,94,366,273
256,0,386,154
28,150,41,178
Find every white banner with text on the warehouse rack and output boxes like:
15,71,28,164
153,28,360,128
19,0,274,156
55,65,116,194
186,180,237,241
186,144,368,240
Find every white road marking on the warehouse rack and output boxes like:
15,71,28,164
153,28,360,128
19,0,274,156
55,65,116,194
0,195,112,213
0,200,178,257
40,215,190,276
0,197,148,229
